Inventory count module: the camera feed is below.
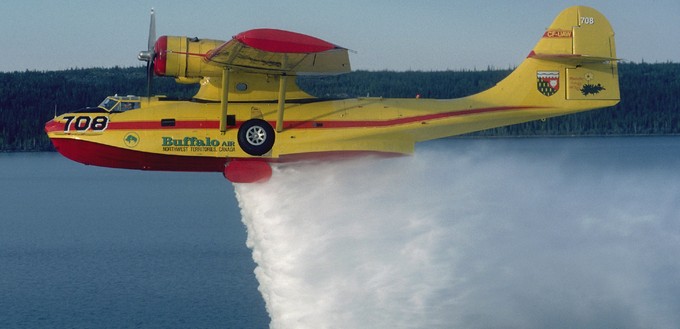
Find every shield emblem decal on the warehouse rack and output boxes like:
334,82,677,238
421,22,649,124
537,71,559,96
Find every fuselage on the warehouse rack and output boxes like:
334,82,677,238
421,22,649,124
44,89,616,174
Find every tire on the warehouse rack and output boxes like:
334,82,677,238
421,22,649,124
238,119,275,156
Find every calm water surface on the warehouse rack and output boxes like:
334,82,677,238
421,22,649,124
0,154,268,328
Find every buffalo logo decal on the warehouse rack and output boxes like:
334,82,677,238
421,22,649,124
124,132,140,148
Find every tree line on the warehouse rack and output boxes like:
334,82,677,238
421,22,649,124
0,62,678,151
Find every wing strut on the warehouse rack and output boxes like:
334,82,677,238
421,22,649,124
219,67,230,134
275,54,288,132
276,74,287,132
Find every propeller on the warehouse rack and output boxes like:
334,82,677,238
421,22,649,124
137,8,156,98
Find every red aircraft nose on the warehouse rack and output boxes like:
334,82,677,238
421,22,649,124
44,118,62,133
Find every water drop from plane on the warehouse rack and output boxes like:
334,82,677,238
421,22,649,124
235,139,680,329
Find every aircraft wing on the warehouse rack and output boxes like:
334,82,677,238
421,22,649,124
204,28,351,75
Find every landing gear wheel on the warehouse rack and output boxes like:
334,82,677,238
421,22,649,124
238,119,275,156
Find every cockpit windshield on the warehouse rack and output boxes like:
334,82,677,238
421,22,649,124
98,98,118,111
98,95,141,113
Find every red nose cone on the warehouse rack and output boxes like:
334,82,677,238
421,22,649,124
44,119,63,133
153,36,168,76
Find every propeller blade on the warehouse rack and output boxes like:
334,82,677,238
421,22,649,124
138,8,157,99
146,61,154,98
147,8,156,52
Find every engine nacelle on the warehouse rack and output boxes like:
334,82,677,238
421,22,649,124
153,36,224,79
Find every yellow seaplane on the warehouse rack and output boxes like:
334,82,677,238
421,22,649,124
45,6,619,183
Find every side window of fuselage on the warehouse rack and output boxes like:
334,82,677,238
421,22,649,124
118,102,140,112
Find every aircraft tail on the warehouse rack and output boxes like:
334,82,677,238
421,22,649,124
472,6,619,115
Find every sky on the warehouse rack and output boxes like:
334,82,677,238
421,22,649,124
1,0,678,72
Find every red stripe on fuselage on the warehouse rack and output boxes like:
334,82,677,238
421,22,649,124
107,120,220,130
104,106,540,130
284,105,541,128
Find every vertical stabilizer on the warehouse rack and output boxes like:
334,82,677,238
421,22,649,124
529,6,619,101
475,6,619,109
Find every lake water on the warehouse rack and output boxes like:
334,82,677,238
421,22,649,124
0,154,268,328
2,137,680,328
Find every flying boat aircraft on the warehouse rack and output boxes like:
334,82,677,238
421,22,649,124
45,6,619,183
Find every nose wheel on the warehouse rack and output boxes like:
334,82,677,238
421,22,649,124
238,119,275,156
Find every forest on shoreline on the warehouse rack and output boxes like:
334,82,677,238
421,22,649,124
1,62,678,152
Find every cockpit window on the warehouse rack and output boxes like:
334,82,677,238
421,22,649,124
118,101,140,112
98,96,141,112
99,97,119,111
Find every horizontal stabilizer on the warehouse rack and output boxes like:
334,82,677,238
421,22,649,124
528,51,619,64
